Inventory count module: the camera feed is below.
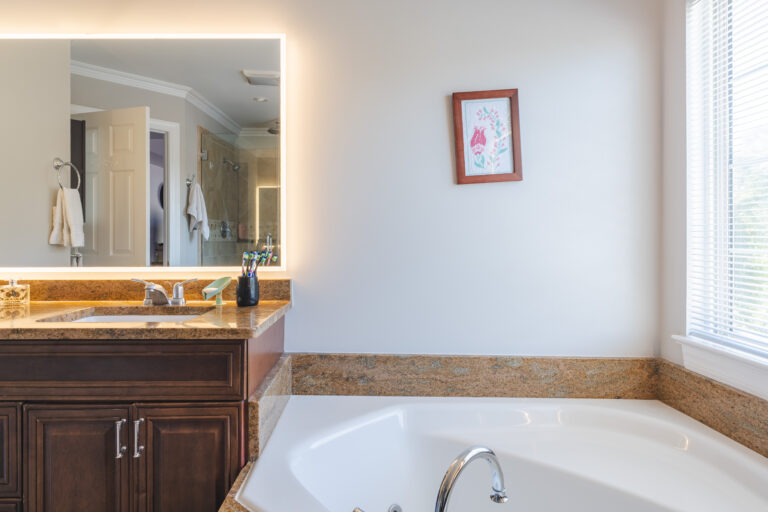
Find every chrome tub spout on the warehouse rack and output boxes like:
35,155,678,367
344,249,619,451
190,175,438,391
435,446,508,512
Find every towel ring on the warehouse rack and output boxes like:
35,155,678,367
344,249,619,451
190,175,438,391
53,158,82,191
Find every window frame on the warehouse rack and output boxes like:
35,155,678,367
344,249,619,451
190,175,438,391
679,0,768,400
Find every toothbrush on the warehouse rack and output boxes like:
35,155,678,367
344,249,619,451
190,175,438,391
241,252,249,277
249,252,258,276
246,253,252,277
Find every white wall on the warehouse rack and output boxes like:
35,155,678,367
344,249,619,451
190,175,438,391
279,0,665,356
0,0,664,356
660,0,687,364
0,40,71,266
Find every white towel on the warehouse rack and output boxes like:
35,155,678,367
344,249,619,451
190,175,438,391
186,183,210,240
49,200,64,246
48,188,85,248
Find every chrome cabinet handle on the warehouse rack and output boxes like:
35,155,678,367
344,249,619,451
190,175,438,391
115,419,127,459
133,418,145,458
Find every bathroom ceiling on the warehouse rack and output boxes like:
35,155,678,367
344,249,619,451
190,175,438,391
70,39,280,128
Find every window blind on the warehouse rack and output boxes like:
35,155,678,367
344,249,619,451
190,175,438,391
687,0,768,356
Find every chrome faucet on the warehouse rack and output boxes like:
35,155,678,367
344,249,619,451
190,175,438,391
132,278,199,306
435,446,508,512
131,279,170,306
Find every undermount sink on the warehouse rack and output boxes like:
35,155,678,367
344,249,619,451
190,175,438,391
38,306,214,324
72,314,201,323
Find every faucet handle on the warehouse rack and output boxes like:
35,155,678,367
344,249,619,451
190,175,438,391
171,278,198,306
173,278,197,296
131,278,153,288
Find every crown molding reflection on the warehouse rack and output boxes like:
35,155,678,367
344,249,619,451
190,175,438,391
70,59,242,135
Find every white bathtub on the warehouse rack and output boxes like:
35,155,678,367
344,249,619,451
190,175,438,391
235,397,768,512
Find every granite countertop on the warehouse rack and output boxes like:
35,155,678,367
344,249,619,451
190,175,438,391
218,462,252,512
0,300,290,340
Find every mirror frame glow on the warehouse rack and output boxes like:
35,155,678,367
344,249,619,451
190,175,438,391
0,33,287,278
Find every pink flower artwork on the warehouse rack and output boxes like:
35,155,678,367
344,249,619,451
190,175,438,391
454,89,521,184
470,127,486,155
461,98,514,176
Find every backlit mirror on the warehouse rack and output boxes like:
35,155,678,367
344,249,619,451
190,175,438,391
0,37,283,268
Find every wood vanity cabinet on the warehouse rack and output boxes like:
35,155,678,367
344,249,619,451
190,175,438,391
0,321,287,512
0,403,21,512
23,403,241,512
24,405,131,512
134,404,240,512
0,405,20,498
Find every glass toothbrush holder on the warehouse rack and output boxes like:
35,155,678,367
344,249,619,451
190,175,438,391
0,279,30,306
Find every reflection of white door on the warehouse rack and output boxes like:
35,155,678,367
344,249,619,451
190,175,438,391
73,107,149,266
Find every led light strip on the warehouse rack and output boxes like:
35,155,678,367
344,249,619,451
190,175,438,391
0,33,288,279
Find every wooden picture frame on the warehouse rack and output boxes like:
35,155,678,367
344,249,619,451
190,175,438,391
452,89,522,184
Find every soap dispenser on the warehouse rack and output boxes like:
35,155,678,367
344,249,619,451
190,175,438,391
0,279,30,306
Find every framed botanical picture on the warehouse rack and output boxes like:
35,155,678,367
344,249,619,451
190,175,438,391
452,89,522,184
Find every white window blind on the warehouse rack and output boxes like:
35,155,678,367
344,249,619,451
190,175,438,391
687,0,768,356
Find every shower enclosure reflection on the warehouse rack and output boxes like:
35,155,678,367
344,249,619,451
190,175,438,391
198,128,280,266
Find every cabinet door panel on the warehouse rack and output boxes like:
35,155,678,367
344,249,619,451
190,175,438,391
25,405,130,512
134,404,240,512
0,405,20,497
0,500,21,512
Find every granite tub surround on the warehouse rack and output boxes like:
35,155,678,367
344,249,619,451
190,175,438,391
218,462,252,512
0,278,291,302
247,354,292,460
0,300,290,340
248,354,292,460
292,354,658,399
290,353,768,460
220,355,291,512
657,360,768,459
